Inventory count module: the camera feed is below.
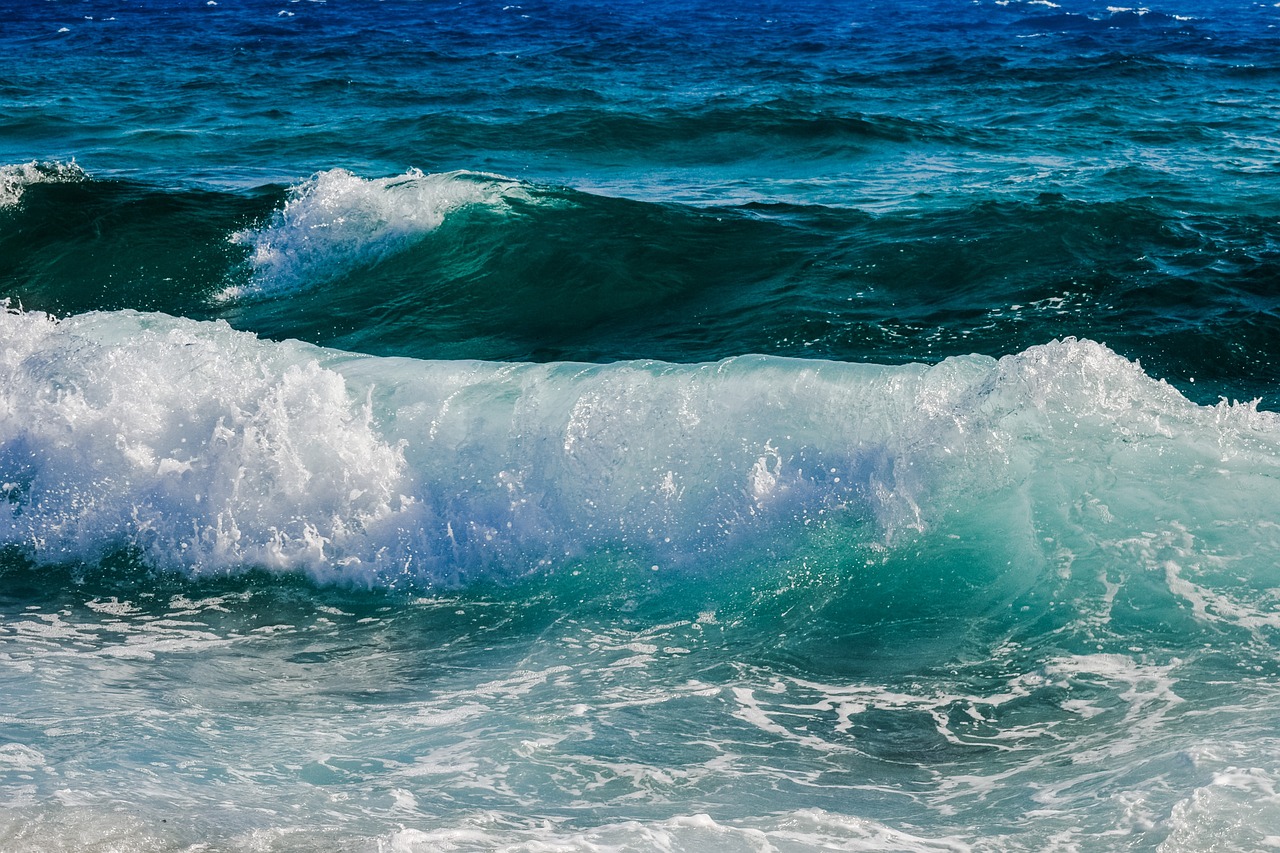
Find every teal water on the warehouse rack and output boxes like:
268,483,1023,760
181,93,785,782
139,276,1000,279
3,1,1280,850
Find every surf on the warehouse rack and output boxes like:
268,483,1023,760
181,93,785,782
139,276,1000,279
3,305,1276,597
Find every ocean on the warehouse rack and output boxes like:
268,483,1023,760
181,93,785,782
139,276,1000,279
3,0,1280,849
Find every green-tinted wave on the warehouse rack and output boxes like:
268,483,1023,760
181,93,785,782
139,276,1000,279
3,164,1279,403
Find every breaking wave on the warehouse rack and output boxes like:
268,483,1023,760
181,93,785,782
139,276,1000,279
3,305,1276,591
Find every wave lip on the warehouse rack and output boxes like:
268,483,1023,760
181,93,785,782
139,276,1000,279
221,167,528,301
0,160,87,208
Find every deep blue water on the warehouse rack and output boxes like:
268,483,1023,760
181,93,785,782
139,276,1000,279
3,1,1280,850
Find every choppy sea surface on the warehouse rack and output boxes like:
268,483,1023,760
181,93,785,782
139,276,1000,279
3,1,1280,850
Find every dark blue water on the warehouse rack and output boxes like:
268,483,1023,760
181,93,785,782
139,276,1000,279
3,1,1280,850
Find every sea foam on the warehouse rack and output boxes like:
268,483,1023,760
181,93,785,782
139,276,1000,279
2,305,1278,589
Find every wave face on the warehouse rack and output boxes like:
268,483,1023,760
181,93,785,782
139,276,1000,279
6,0,1280,850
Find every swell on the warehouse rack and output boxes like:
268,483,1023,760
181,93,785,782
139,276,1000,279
386,103,984,162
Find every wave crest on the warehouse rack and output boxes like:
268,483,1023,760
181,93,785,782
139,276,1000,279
0,160,88,208
222,168,528,301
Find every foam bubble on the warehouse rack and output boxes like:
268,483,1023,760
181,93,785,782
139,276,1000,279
222,168,528,301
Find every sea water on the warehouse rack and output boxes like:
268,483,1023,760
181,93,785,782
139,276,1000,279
3,1,1280,849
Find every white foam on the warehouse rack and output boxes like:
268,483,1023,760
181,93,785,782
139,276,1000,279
0,743,46,773
3,305,1280,589
222,168,527,300
0,808,172,853
379,809,972,852
0,160,87,208
0,808,970,853
1,306,407,582
1161,765,1280,852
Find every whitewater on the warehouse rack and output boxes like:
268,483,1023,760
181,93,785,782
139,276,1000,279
6,304,1276,585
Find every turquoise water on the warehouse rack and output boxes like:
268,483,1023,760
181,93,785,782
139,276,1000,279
3,1,1280,849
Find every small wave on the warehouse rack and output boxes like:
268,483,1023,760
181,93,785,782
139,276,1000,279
221,168,529,301
0,160,87,208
